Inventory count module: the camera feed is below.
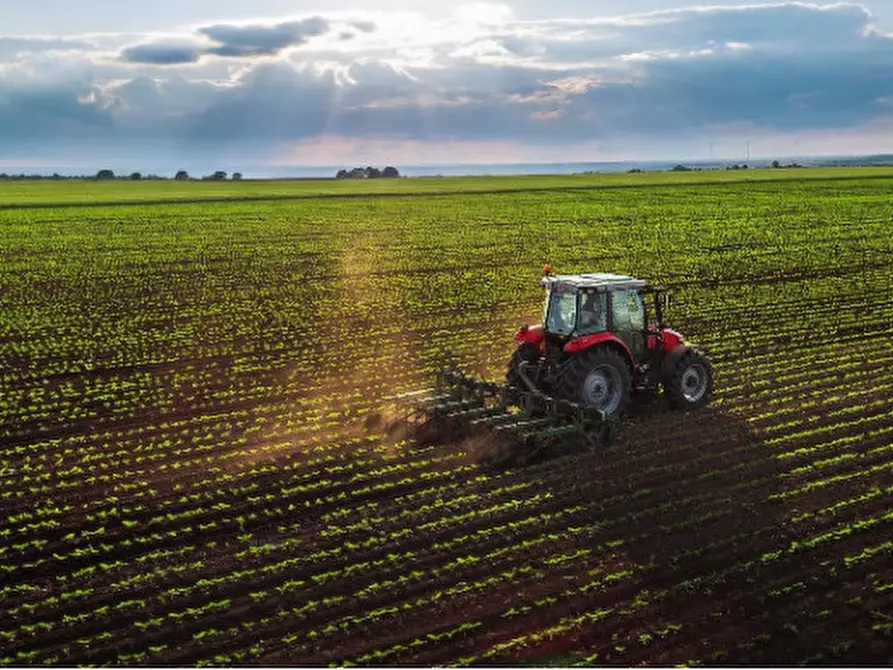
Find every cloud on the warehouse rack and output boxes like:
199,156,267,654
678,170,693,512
120,16,362,64
1,2,893,167
530,109,564,121
120,42,203,65
0,36,100,59
198,17,331,57
349,20,376,33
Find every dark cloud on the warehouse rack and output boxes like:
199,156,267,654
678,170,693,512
199,17,330,57
120,42,203,64
121,16,344,64
0,81,114,160
348,19,376,33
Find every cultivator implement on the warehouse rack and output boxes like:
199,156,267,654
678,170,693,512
386,369,617,466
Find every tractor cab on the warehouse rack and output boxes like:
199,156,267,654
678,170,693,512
542,273,656,350
538,270,675,368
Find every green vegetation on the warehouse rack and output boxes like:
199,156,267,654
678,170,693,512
0,168,891,666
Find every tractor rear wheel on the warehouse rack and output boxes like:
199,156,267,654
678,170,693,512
559,347,631,418
506,343,541,390
664,349,713,410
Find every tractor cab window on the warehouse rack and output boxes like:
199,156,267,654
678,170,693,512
578,290,607,334
545,289,576,336
611,289,645,332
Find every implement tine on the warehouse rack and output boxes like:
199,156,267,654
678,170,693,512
493,417,554,433
385,387,437,401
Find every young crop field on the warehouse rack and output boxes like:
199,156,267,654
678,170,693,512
1,168,891,666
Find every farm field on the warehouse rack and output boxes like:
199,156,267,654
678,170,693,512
1,168,892,666
3,165,893,206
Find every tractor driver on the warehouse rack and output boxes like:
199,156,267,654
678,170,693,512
579,291,606,332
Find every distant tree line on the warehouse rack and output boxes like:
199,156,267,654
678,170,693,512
336,166,400,179
0,170,244,181
96,169,243,181
660,160,806,173
770,160,804,169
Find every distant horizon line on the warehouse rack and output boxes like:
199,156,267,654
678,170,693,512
2,153,892,178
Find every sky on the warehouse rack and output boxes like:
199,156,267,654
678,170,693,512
2,1,893,171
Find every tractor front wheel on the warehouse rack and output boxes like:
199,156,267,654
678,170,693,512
559,347,631,419
664,349,713,410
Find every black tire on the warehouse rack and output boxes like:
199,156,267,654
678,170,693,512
506,343,541,389
664,349,713,410
558,346,632,419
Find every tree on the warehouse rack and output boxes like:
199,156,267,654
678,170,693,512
771,160,780,169
670,164,691,172
175,170,189,180
211,170,227,180
130,172,142,180
232,172,243,180
96,169,115,179
336,169,348,179
364,166,381,178
382,166,400,178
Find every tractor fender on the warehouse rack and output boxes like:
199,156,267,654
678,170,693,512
514,324,545,347
661,328,684,352
564,332,635,372
661,343,696,381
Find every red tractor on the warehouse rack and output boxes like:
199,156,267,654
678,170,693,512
507,267,713,418
396,268,713,464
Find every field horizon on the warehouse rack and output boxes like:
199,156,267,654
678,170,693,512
3,151,893,181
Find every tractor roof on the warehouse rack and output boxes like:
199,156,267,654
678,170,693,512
540,272,649,292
